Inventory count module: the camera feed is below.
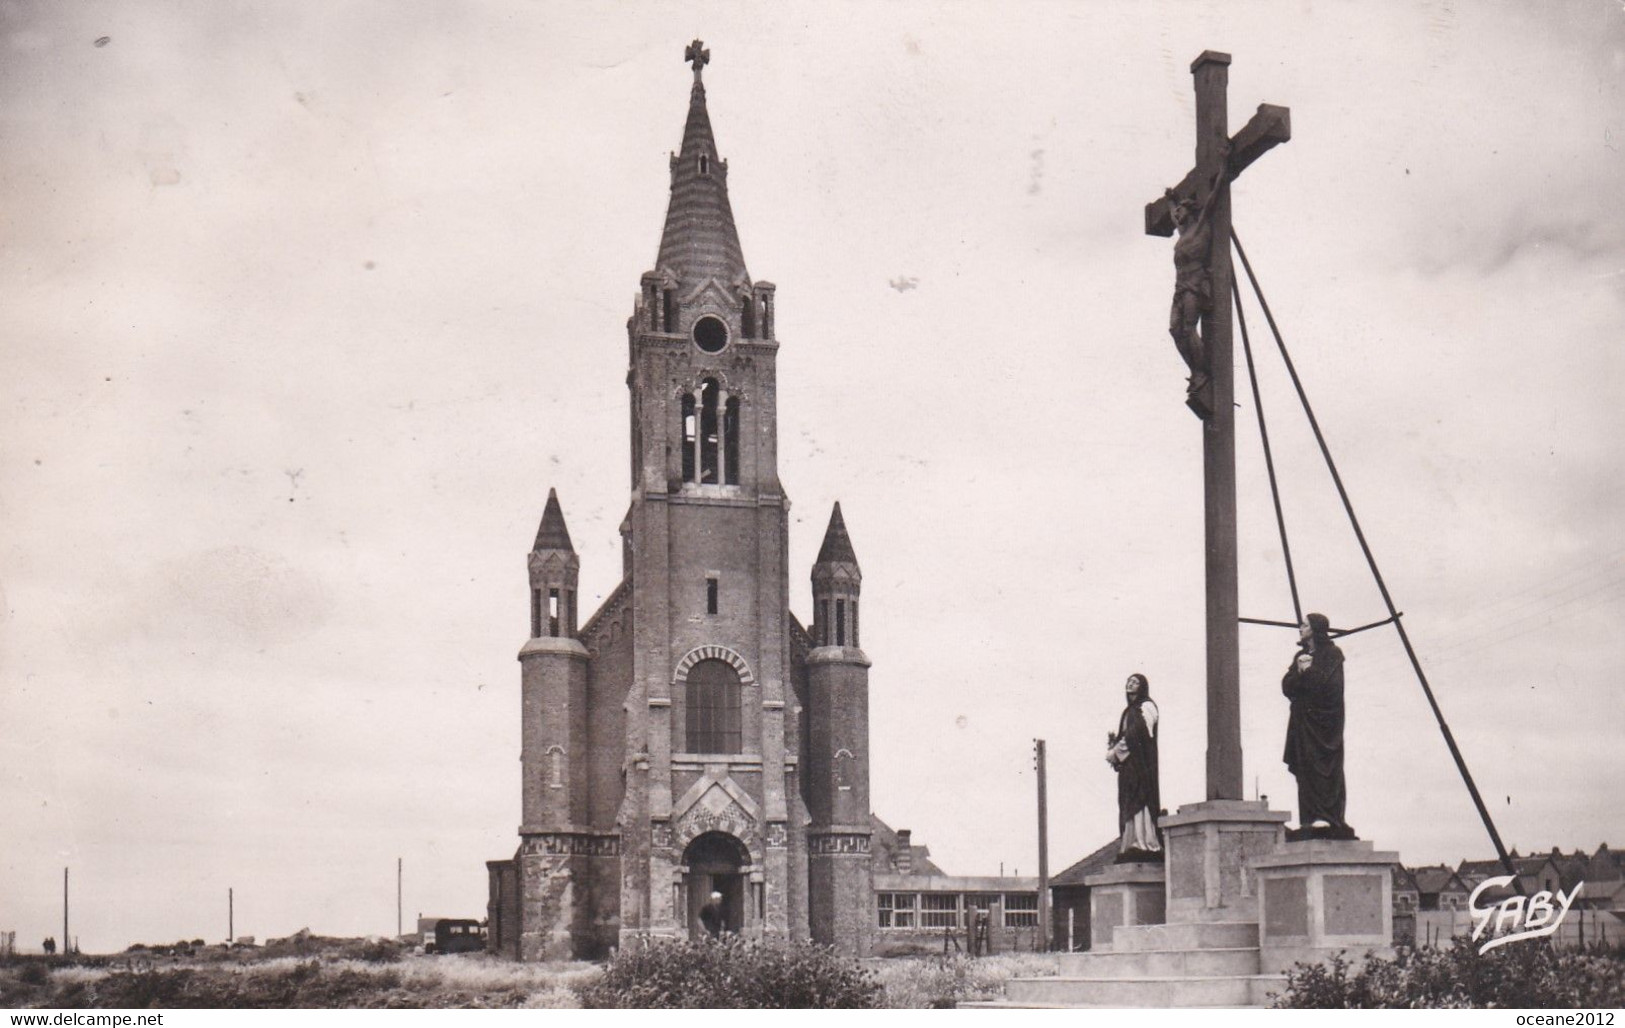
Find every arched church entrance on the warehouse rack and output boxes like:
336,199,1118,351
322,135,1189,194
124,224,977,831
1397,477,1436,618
682,831,749,940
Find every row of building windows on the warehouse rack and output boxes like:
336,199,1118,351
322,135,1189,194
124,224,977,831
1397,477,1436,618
877,893,1038,929
813,597,858,647
531,587,577,639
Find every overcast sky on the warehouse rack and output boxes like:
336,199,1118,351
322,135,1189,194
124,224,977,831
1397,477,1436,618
3,1,1623,953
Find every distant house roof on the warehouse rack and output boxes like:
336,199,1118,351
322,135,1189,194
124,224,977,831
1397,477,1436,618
1392,865,1420,893
1456,845,1620,893
870,814,946,877
1458,857,1510,879
1581,879,1625,905
1050,840,1121,889
1412,865,1469,896
1588,845,1623,882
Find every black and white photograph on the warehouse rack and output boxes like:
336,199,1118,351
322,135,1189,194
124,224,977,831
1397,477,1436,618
2,0,1623,1013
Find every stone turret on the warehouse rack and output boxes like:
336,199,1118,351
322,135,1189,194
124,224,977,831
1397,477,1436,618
805,502,873,955
516,489,590,959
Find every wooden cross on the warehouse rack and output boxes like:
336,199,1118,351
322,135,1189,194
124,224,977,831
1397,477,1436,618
1143,51,1290,802
685,39,710,79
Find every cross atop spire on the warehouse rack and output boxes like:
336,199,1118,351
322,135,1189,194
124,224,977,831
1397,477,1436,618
685,39,709,82
655,37,748,289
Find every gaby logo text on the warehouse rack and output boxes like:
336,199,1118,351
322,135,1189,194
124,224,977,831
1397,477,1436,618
1468,874,1583,954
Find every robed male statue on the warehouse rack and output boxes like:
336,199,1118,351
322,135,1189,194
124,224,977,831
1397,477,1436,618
1106,673,1162,862
1281,612,1352,837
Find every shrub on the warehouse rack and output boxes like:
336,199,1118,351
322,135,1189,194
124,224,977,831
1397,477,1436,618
346,939,405,964
1274,942,1625,1009
576,936,880,1009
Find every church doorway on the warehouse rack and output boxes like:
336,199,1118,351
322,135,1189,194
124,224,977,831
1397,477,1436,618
682,831,748,940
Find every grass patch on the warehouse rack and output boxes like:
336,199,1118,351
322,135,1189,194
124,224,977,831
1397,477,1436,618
870,953,1059,1008
2,943,1058,1009
0,952,600,1009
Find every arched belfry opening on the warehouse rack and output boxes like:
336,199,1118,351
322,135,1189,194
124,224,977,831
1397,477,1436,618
682,831,749,939
679,378,741,487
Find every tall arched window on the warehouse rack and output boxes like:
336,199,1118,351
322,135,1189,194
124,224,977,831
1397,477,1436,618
685,658,742,754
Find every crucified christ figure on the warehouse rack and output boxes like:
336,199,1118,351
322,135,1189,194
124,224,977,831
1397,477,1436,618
1166,162,1227,401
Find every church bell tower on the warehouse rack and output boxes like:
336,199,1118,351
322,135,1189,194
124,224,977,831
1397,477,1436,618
489,40,872,960
616,39,806,946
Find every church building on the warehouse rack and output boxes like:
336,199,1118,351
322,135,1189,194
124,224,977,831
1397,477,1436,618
486,42,875,959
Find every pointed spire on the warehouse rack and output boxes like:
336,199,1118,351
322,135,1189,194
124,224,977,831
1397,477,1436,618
533,488,574,553
655,40,749,289
815,502,859,567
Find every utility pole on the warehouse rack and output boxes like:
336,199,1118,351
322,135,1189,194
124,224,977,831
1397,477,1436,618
1034,739,1050,951
62,867,69,955
229,888,234,943
397,858,403,939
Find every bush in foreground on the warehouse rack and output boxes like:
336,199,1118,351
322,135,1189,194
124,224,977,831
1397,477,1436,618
576,937,879,1009
1274,942,1625,1008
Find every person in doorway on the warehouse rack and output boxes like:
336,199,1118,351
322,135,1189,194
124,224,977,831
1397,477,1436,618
698,890,725,938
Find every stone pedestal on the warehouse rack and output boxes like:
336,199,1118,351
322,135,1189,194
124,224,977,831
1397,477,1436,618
1160,799,1290,923
1249,838,1398,974
1085,862,1166,949
983,804,1403,1008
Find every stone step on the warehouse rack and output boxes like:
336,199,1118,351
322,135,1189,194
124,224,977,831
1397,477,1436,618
1004,973,1272,1008
1111,920,1259,951
1058,946,1260,978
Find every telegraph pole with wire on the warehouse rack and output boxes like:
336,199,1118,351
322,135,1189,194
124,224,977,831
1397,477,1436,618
1033,739,1050,951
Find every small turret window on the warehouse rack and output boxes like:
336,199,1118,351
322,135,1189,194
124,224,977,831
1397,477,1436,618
531,589,542,638
852,599,860,648
548,589,560,637
699,154,710,175
836,599,846,646
706,577,719,615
